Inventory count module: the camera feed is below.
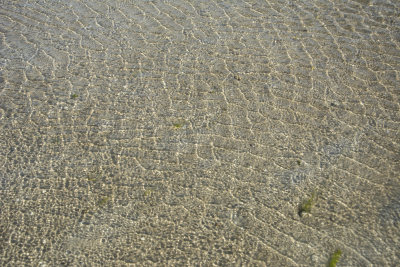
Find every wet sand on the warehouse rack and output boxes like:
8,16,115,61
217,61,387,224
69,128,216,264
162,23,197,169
1,0,399,266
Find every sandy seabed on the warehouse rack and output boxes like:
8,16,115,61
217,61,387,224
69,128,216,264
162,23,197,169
1,0,399,266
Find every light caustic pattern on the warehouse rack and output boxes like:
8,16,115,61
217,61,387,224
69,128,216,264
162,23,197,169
0,0,399,266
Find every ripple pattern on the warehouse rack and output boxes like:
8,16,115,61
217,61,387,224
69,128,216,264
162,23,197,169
1,0,399,265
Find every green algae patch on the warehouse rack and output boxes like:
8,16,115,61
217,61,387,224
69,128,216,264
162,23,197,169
172,120,186,129
328,249,342,267
173,123,183,128
298,191,318,217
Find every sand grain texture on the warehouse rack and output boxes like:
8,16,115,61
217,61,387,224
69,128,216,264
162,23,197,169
0,0,399,266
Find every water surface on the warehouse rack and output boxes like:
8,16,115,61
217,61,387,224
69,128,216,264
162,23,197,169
1,0,399,265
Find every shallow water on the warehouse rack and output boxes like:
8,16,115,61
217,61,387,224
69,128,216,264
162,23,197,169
1,0,399,265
